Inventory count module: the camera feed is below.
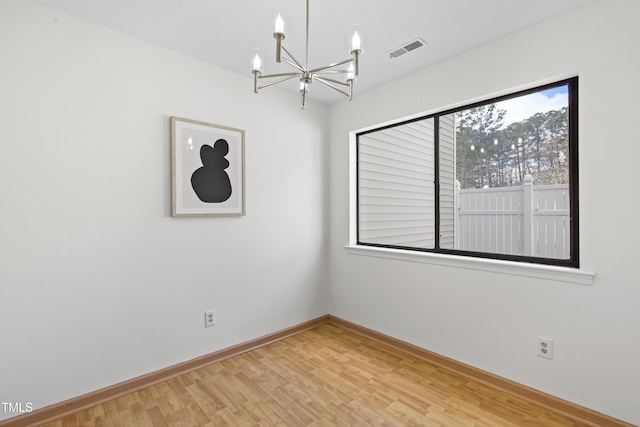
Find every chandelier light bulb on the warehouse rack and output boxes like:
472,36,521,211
252,53,262,72
274,13,285,34
494,138,498,145
351,30,361,51
470,144,475,150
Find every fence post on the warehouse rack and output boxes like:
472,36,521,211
523,174,534,256
454,180,460,249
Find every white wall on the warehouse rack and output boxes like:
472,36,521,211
328,0,640,424
0,3,328,421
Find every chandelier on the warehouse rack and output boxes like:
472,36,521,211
250,0,363,109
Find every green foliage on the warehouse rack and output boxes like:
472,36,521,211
456,105,569,189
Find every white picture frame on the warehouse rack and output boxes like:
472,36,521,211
171,117,245,217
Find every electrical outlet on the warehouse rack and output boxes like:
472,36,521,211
537,336,553,359
204,310,216,328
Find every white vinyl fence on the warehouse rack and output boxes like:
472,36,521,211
455,174,570,259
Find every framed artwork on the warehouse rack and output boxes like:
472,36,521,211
171,117,245,217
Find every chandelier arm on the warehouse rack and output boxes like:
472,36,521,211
281,57,306,73
314,76,350,87
259,71,300,79
314,77,351,98
314,70,350,75
258,74,300,90
308,57,354,74
281,46,306,72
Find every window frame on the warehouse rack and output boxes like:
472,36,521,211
355,77,579,268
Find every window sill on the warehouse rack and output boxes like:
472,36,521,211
344,245,594,286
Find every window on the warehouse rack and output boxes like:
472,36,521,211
356,78,578,267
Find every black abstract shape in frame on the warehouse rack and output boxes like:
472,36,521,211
191,138,232,203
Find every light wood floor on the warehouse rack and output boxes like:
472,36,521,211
41,324,591,426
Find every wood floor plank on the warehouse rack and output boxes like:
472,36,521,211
38,323,607,426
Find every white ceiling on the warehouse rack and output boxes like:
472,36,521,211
36,0,593,104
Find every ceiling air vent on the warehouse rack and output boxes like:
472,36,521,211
388,38,427,59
